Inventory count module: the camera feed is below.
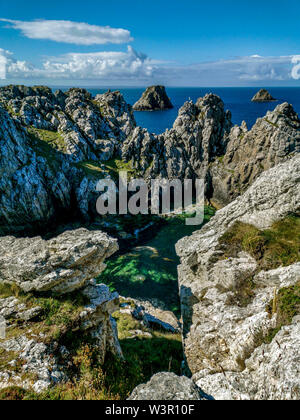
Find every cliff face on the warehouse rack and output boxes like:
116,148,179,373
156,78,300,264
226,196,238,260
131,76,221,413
123,94,232,186
210,102,300,207
0,86,136,234
176,155,300,400
124,94,299,206
0,85,299,234
0,228,121,393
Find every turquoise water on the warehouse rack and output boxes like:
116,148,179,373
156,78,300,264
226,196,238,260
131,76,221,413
86,87,300,134
98,208,215,314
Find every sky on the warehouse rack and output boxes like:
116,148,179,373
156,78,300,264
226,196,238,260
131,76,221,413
0,0,299,87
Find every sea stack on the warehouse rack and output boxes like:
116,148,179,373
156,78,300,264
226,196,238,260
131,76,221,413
251,89,276,102
133,85,174,111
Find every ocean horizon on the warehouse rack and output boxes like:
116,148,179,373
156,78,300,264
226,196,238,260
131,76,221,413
53,86,300,134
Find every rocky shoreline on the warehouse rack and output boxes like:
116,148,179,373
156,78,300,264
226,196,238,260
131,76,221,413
0,84,299,400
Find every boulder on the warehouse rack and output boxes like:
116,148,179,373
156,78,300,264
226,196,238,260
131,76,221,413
128,372,207,400
0,228,122,393
133,86,173,111
0,228,118,294
251,89,276,102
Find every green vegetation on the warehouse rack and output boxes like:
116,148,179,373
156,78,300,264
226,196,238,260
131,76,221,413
98,207,215,314
0,387,28,401
27,126,67,154
0,284,89,343
264,119,279,128
265,282,300,344
76,160,105,179
27,127,64,169
76,158,138,181
224,273,256,308
0,308,182,401
219,213,300,271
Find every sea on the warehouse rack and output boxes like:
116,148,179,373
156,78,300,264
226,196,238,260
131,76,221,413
82,87,300,135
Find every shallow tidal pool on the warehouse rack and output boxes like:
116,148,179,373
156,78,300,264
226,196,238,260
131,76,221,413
98,207,215,315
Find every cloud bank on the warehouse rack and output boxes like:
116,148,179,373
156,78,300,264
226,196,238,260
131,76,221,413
0,19,133,45
291,55,300,80
0,46,154,82
0,47,299,86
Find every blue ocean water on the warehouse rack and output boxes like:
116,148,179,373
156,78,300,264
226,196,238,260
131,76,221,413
87,87,300,135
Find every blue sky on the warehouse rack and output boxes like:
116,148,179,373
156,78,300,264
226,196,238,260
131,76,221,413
0,0,299,86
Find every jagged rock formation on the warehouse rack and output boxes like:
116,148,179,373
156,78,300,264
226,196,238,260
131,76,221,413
124,94,232,185
0,85,137,234
128,372,206,400
210,102,300,207
176,155,300,400
252,89,276,102
133,86,173,111
1,85,299,234
0,228,121,393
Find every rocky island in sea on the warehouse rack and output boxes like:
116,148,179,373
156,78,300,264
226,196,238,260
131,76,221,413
0,83,299,401
252,88,276,102
133,85,174,111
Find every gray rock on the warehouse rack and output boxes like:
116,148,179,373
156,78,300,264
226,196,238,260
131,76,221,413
128,372,205,400
252,89,276,102
131,299,181,334
133,86,173,111
210,102,300,207
0,228,118,294
176,155,300,400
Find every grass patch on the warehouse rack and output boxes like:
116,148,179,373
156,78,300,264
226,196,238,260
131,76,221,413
224,273,256,308
27,126,67,154
12,310,182,400
265,282,300,344
219,213,300,271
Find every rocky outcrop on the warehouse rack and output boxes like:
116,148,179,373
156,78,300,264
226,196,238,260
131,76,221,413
133,86,173,111
123,94,232,184
209,102,300,207
252,89,276,102
0,228,121,393
176,155,300,400
0,228,118,294
0,86,137,234
128,372,207,400
121,297,181,334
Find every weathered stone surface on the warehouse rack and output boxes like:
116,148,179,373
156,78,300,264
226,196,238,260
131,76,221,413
196,319,300,400
252,89,276,102
130,298,181,333
0,227,122,393
128,372,205,400
123,94,232,184
210,102,300,207
133,86,173,111
0,85,137,234
176,155,300,400
0,228,118,294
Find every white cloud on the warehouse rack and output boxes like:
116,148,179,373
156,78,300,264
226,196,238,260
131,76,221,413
2,46,155,82
0,49,10,79
291,55,300,80
1,48,299,86
0,18,133,45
